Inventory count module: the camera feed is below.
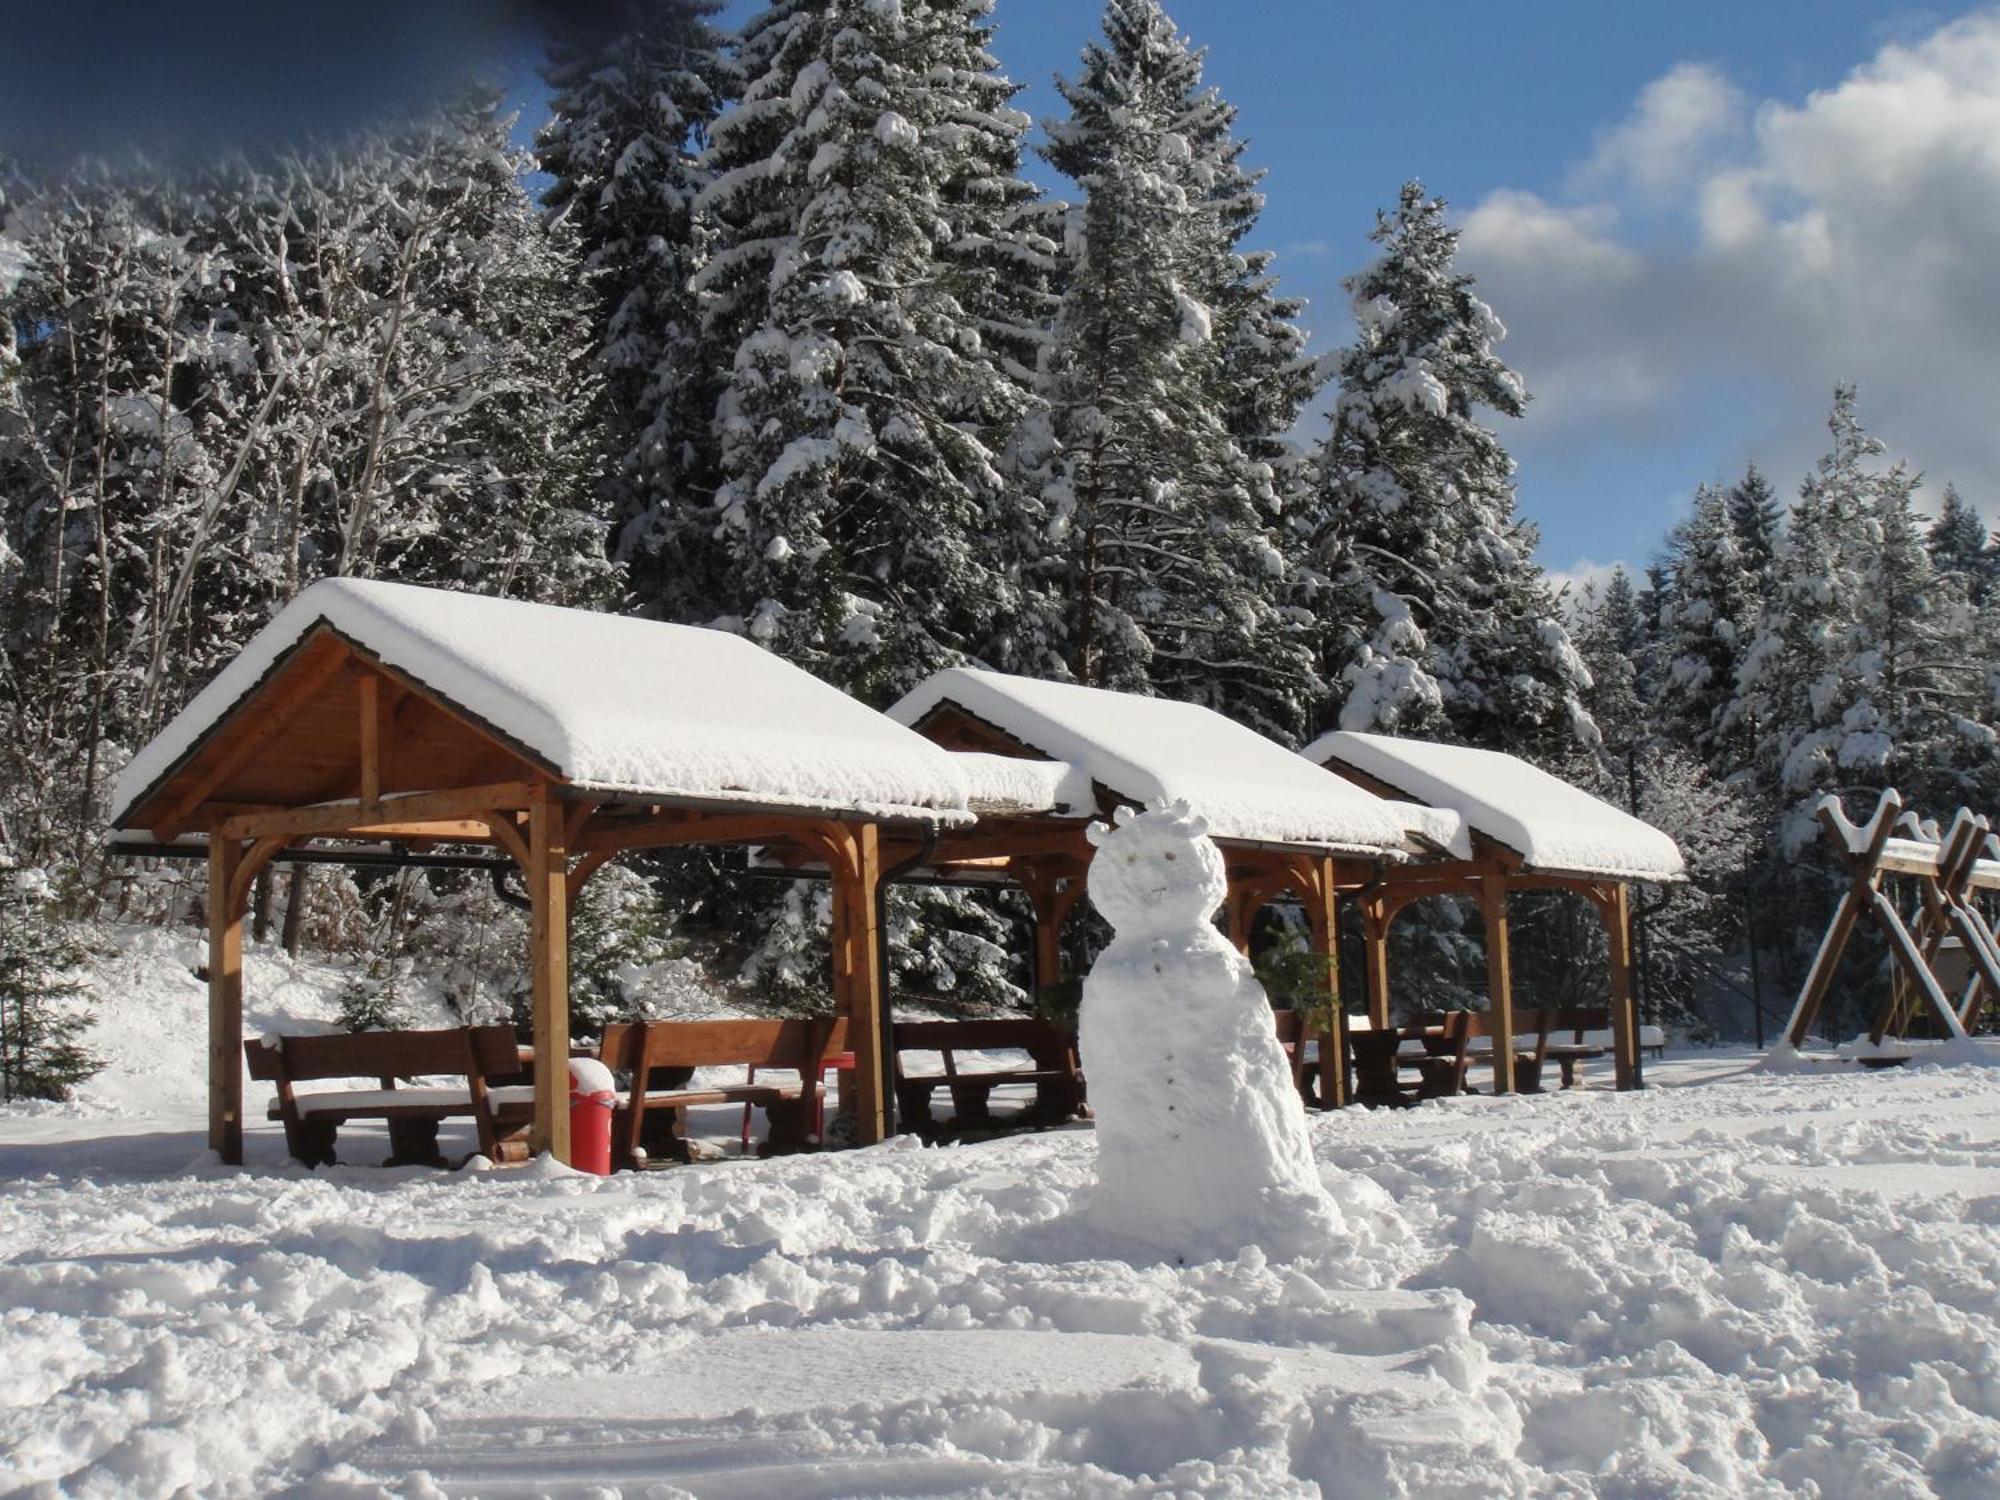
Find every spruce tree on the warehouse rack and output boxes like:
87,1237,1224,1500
1310,181,1590,755
538,1,735,615
693,0,1042,702
1657,483,1756,775
1727,462,1782,582
0,853,99,1102
1927,484,1992,604
1027,0,1319,739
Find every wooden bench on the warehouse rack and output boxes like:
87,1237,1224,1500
598,1018,842,1169
1537,1006,1612,1088
891,1018,1083,1139
244,1026,527,1168
1349,1013,1477,1105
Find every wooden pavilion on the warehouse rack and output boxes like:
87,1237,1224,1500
847,669,1419,1108
109,579,973,1166
1305,730,1687,1091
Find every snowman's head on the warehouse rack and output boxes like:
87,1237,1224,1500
1085,799,1228,935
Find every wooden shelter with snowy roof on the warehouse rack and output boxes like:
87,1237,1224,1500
1304,729,1687,1090
855,669,1418,1107
110,579,974,1165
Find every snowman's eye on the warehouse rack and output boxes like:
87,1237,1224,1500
1164,852,1176,860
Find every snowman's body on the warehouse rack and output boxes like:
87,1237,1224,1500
1079,801,1341,1258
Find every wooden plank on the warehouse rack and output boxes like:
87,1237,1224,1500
208,837,246,1164
151,638,353,837
1479,875,1516,1095
219,782,536,842
528,782,573,1164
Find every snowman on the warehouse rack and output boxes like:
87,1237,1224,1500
1079,800,1342,1260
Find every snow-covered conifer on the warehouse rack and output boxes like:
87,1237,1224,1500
693,0,1043,702
1727,462,1782,582
1657,483,1756,775
1927,484,1992,605
1027,0,1318,739
538,1,735,614
1310,181,1590,755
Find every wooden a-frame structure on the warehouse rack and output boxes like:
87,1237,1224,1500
111,581,971,1166
1786,790,1998,1048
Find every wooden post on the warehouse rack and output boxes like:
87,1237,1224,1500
527,782,572,1164
833,823,890,1145
1303,858,1347,1109
1479,874,1516,1095
208,835,246,1164
1604,882,1642,1089
1363,895,1392,1031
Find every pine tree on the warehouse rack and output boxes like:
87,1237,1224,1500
693,0,1043,702
1656,483,1756,775
538,1,735,616
0,853,99,1102
1927,484,1992,605
1727,462,1782,581
1310,180,1590,755
1571,567,1653,758
1728,386,1994,848
1026,0,1319,739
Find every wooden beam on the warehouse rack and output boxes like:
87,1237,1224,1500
844,822,889,1145
575,811,804,857
483,812,531,872
208,837,246,1165
1479,874,1516,1095
343,819,497,842
1363,894,1392,1031
1603,881,1642,1089
218,782,535,843
528,782,572,1164
227,836,289,915
1303,856,1347,1109
151,642,352,837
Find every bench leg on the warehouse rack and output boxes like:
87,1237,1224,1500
384,1117,446,1169
760,1097,815,1157
293,1117,339,1168
1516,1057,1544,1095
894,1082,935,1138
950,1084,994,1132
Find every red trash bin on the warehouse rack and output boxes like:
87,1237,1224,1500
567,1057,617,1175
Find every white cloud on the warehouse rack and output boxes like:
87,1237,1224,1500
1575,62,1747,197
1547,557,1631,614
1457,9,2000,517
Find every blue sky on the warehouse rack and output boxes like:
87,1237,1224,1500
547,1,2000,587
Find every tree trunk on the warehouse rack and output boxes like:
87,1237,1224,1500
281,865,310,956
252,864,275,945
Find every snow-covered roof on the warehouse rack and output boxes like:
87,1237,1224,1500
113,579,973,827
889,669,1407,854
1304,730,1685,881
1386,801,1475,861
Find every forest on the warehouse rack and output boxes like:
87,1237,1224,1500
4,0,1996,1095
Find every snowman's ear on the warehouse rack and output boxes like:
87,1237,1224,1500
1085,820,1110,848
1112,803,1140,827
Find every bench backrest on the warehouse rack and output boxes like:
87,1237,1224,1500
599,1017,835,1077
1543,1006,1611,1040
890,1018,1077,1076
244,1025,520,1085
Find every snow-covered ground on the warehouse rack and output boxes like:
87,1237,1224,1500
6,934,2000,1496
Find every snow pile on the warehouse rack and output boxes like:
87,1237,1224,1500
9,1054,2000,1494
113,578,974,827
1307,729,1687,880
890,668,1407,853
1079,803,1340,1261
